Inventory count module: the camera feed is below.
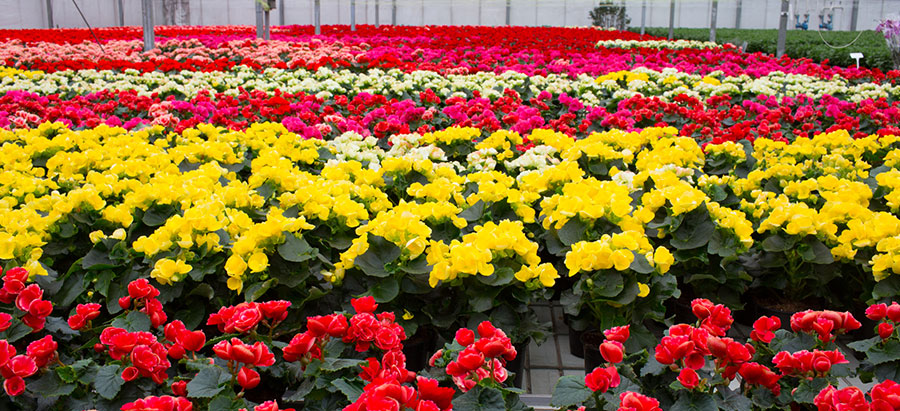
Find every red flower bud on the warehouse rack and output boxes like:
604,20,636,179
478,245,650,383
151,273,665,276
878,323,894,340
171,380,187,397
867,304,888,321
678,368,700,389
888,303,900,323
122,366,140,382
350,296,377,314
600,341,624,364
237,367,260,390
455,328,475,346
119,296,132,310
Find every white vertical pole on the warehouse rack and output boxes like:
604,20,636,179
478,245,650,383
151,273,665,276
776,0,789,57
256,2,265,38
640,0,647,35
375,0,380,27
142,0,154,51
118,0,125,27
505,0,510,25
46,0,54,28
279,0,285,26
392,0,397,25
709,0,718,42
351,0,356,30
735,0,742,29
668,0,675,39
314,0,321,34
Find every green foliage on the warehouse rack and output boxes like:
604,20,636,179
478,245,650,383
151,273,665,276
635,27,894,71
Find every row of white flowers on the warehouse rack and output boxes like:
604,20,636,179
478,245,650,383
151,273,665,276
1,66,897,104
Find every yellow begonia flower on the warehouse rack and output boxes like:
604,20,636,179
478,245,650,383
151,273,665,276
248,252,269,273
653,246,674,274
225,254,248,277
637,282,650,298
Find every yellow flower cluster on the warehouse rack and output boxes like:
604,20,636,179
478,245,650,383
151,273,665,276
564,231,671,276
426,220,551,287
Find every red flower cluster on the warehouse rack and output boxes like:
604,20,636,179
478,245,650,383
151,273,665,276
584,325,629,393
773,349,848,377
617,391,662,411
99,327,171,384
121,395,193,411
866,302,900,341
163,320,206,360
445,321,516,392
691,298,734,337
0,268,52,332
120,279,168,328
750,315,781,343
0,340,38,396
790,310,862,343
343,296,406,353
206,300,290,334
212,338,275,390
737,362,781,396
67,302,101,330
870,380,900,410
241,401,296,411
815,386,870,411
345,376,454,411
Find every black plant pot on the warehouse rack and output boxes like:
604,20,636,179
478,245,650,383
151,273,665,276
569,326,584,359
403,327,438,372
506,342,528,388
581,329,605,373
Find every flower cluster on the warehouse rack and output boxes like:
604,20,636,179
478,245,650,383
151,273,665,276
444,321,517,392
0,267,52,332
789,310,862,343
206,300,290,334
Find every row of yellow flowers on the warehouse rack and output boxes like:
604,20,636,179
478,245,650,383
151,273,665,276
1,122,899,302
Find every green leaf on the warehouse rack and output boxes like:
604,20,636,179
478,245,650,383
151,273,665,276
369,277,400,303
452,385,507,411
283,379,315,402
187,367,226,399
354,236,401,278
669,207,715,250
244,278,277,302
1,318,34,343
629,252,655,274
640,357,666,376
761,234,794,252
847,336,882,353
792,378,829,404
475,266,515,286
875,361,900,382
866,340,900,365
53,272,86,307
550,375,592,407
142,205,177,227
459,201,485,222
670,392,718,411
715,387,753,411
278,232,316,263
799,237,834,264
558,218,588,246
332,379,365,402
82,248,116,269
750,386,777,409
94,365,124,400
27,372,75,397
590,271,625,298
56,365,78,384
111,310,152,332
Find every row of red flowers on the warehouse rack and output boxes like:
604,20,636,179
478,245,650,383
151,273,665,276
4,88,899,144
1,25,896,80
2,262,900,410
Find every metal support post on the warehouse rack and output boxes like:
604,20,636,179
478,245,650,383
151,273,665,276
264,8,271,40
478,0,482,26
640,0,647,35
118,0,125,26
256,2,265,38
314,0,321,34
668,0,675,39
351,0,356,31
392,0,397,25
735,0,742,29
505,0,511,26
375,0,380,27
279,0,285,26
776,0,789,57
45,0,54,28
141,0,154,51
709,0,718,42
850,0,859,31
